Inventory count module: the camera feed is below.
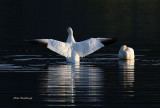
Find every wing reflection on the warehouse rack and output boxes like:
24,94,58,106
38,63,103,106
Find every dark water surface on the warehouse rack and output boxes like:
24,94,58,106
0,49,160,108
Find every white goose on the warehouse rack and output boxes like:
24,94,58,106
27,27,116,63
118,45,135,60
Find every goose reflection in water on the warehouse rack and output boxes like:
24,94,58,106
119,60,135,87
38,63,103,106
118,60,135,97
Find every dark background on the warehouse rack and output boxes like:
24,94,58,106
0,0,160,50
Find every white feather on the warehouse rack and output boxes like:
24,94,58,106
73,38,104,57
47,39,71,58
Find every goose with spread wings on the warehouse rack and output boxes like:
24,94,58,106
27,27,116,63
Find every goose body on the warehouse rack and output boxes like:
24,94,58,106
27,27,116,63
118,45,135,60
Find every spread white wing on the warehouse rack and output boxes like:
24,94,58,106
47,39,71,57
73,38,104,57
73,38,116,57
26,39,71,57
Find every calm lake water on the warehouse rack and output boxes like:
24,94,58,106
0,49,160,108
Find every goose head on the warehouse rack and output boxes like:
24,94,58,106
67,27,73,35
66,27,75,43
120,45,127,51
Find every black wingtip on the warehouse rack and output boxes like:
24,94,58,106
25,39,48,47
101,38,117,46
